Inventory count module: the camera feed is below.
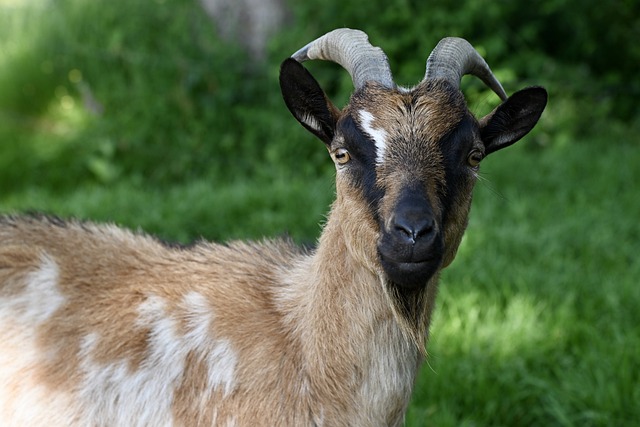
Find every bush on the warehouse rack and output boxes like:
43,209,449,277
2,0,638,195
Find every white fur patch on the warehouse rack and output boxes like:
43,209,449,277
13,256,65,324
359,110,388,165
298,112,322,133
0,256,71,426
77,332,167,426
181,291,237,396
75,292,237,426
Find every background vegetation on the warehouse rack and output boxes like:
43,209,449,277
1,0,638,425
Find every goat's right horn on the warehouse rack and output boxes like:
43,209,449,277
291,28,395,90
424,37,508,101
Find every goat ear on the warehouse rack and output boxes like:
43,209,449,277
479,86,548,155
279,58,340,146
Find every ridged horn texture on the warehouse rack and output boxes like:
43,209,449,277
425,37,508,101
291,28,394,90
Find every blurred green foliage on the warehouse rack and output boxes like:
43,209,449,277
1,0,638,195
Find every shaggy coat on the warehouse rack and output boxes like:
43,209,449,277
0,214,419,426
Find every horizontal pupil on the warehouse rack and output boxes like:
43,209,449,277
335,149,349,159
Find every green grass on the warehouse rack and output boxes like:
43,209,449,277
1,1,639,426
0,177,334,244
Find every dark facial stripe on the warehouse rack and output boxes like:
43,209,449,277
337,115,385,221
438,115,479,223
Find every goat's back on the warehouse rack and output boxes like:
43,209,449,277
0,215,310,426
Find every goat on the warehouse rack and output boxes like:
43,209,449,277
0,29,547,426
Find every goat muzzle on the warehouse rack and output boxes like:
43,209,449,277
377,192,444,290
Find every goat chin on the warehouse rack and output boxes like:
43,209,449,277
380,257,442,290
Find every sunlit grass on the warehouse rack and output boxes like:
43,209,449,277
435,292,567,358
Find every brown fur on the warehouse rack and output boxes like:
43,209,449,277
0,211,418,426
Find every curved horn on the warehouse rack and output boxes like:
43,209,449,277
424,37,508,101
291,28,394,90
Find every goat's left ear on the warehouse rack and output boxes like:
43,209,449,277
479,86,548,155
279,58,341,146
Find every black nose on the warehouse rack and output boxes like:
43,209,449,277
393,212,435,245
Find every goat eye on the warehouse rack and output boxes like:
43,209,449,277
467,150,483,167
333,148,351,165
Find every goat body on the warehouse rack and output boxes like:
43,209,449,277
0,214,417,426
0,29,547,426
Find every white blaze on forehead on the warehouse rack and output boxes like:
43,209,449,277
359,110,388,165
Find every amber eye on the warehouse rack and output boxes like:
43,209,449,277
467,150,483,167
334,148,351,165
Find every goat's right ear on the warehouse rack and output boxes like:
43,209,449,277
279,58,340,146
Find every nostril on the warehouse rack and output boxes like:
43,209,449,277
393,216,435,243
415,217,435,238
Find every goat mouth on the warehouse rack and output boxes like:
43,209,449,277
379,253,442,290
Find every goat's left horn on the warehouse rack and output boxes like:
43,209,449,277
424,37,508,101
291,28,394,90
